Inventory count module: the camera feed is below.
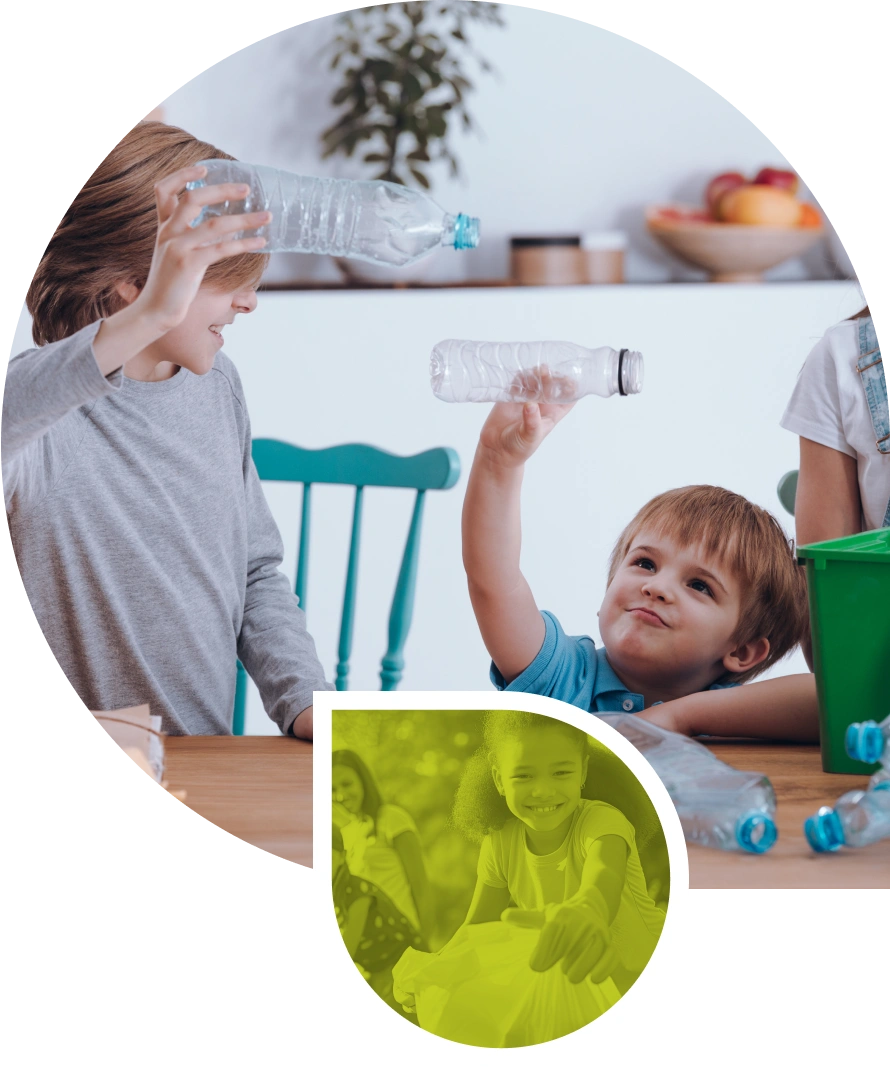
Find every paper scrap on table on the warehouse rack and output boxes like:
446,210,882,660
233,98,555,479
90,704,166,781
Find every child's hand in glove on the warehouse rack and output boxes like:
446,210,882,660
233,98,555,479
502,891,618,985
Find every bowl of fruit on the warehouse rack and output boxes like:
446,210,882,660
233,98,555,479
647,168,824,282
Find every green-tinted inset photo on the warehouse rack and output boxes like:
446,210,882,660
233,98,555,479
332,708,668,1047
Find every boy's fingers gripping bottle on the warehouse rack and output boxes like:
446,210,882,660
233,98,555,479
595,713,778,854
430,339,644,403
186,159,480,266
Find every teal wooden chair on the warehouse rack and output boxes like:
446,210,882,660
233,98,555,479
233,440,461,735
778,470,799,516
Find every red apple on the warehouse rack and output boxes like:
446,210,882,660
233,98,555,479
753,167,799,195
705,172,747,218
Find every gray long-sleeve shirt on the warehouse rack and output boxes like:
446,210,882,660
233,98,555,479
2,320,333,734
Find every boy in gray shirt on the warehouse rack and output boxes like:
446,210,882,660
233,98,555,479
2,121,332,737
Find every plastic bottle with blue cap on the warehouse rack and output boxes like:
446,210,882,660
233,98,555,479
595,712,777,854
844,714,890,793
187,159,480,266
804,711,890,852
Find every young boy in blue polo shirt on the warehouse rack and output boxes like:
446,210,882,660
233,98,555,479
462,398,819,740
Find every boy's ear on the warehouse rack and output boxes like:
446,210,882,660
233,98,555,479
722,636,770,675
581,753,589,788
490,763,505,796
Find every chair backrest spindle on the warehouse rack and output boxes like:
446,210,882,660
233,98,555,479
336,486,365,690
296,482,312,608
381,489,426,690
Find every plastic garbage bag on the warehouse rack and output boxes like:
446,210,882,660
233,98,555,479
392,921,620,1047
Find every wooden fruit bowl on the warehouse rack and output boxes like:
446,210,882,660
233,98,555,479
646,204,824,282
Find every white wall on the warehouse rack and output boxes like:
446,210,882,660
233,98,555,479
161,6,848,286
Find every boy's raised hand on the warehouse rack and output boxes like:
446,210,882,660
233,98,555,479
479,395,577,470
136,165,270,332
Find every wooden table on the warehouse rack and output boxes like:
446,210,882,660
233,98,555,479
689,741,889,889
164,737,312,868
160,737,889,885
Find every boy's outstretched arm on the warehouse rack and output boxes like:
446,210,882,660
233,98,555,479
3,168,270,508
462,399,575,683
637,673,819,742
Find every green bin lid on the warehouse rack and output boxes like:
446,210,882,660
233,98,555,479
797,527,890,563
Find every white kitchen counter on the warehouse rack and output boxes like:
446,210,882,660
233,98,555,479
7,282,866,731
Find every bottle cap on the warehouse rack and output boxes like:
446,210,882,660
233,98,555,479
735,811,777,853
845,721,884,764
618,350,644,396
804,807,845,852
454,215,480,250
581,230,627,251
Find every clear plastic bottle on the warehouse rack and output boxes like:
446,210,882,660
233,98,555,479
595,713,777,853
804,782,890,852
429,340,643,403
871,765,890,789
186,159,480,266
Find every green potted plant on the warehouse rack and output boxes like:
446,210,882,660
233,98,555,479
321,1,504,281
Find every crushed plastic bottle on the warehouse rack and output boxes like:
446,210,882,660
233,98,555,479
804,711,890,852
430,339,643,404
804,782,890,852
845,713,890,768
595,713,777,853
186,159,479,266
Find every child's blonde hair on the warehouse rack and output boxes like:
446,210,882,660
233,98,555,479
607,485,808,683
27,121,269,345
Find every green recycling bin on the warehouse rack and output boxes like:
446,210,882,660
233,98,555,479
797,529,890,774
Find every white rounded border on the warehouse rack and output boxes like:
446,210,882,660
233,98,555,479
314,689,689,1055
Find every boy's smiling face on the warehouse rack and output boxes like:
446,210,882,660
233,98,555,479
492,727,588,845
598,528,766,699
155,284,258,375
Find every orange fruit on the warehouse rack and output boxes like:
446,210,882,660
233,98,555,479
719,185,803,226
798,203,822,228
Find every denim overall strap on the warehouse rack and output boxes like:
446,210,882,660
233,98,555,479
855,315,890,526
